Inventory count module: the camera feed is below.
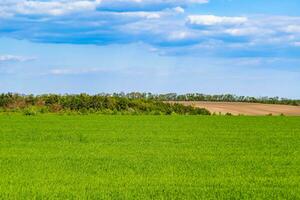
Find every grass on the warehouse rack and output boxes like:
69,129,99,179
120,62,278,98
0,114,299,199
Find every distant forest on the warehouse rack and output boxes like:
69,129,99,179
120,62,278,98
0,93,210,115
113,92,300,106
144,93,300,106
0,93,299,115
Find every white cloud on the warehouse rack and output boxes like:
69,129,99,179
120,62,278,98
224,27,273,36
168,31,194,40
0,0,208,17
293,42,300,47
11,0,101,16
284,25,300,33
0,55,35,62
98,0,208,9
50,67,110,75
1,1,300,58
187,15,248,27
117,11,162,19
173,7,185,14
224,28,255,36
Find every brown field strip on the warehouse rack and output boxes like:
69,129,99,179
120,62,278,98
172,101,300,116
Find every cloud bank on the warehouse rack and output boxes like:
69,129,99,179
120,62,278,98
0,0,300,57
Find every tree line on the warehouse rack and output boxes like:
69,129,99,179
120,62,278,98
1,92,298,115
0,93,210,115
107,92,300,106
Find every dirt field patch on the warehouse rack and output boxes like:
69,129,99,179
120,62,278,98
173,101,300,116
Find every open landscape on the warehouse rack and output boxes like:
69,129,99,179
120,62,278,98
0,94,299,199
1,0,300,199
174,101,300,116
1,114,299,199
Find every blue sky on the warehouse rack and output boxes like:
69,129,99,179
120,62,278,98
0,0,300,98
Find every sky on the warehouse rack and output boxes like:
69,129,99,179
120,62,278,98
0,0,300,98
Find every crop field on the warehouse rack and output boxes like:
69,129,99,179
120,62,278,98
0,114,299,199
172,101,300,116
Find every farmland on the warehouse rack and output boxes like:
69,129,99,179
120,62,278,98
0,114,299,199
173,101,300,116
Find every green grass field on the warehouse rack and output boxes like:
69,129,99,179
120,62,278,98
0,115,299,199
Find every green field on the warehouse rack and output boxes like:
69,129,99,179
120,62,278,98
0,115,299,199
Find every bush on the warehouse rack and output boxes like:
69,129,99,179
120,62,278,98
0,93,211,116
23,107,37,116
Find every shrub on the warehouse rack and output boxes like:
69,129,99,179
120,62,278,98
23,107,37,116
0,93,211,116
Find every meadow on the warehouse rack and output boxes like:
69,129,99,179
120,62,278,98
0,114,299,199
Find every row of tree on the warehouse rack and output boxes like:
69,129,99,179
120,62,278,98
0,92,298,115
0,93,210,115
105,92,299,106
